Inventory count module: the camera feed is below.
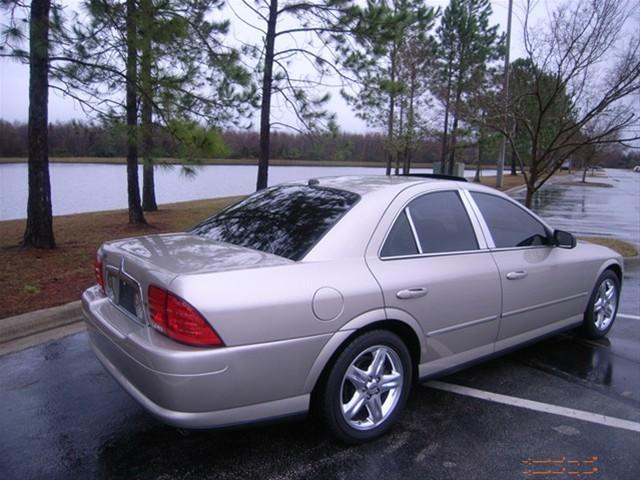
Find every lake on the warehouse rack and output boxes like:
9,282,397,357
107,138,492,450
0,163,496,221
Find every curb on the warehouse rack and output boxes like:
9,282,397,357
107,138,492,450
0,301,84,355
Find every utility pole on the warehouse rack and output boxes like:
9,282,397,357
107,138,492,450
496,0,513,188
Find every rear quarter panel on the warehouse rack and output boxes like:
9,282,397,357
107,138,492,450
168,258,384,347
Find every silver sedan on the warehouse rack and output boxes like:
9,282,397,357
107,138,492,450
82,175,622,443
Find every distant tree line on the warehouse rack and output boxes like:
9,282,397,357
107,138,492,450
4,118,638,169
0,119,457,164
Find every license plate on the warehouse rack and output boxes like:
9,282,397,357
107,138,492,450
118,279,142,319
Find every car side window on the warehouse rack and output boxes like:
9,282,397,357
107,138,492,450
470,192,550,248
381,211,419,257
408,191,479,254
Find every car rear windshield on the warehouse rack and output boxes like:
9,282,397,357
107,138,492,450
190,185,360,261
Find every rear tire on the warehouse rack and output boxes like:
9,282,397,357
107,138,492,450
321,330,412,444
581,270,619,339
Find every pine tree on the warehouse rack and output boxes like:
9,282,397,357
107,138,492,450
1,0,67,248
434,0,502,174
59,0,253,220
342,0,436,176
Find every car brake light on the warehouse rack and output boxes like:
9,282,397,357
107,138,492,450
95,254,105,291
147,285,224,348
148,285,168,331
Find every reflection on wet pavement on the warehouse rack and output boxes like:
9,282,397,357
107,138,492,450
510,169,640,246
513,332,640,404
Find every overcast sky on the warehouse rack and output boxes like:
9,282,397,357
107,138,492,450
0,0,546,133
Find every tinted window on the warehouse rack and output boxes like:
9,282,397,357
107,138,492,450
471,192,549,248
408,191,478,254
381,211,419,257
191,185,359,261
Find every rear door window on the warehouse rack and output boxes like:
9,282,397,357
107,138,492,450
381,191,478,257
409,191,478,254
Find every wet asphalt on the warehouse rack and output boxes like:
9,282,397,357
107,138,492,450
1,171,639,480
511,169,640,246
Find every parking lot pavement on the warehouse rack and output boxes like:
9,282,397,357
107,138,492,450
1,264,638,480
509,169,640,247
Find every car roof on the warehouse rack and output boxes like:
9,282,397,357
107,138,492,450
289,175,464,198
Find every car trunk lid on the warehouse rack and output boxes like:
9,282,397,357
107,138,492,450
98,233,293,324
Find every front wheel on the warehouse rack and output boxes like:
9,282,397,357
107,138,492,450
582,270,620,339
321,330,412,444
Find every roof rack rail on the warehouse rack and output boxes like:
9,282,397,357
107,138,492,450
401,173,468,182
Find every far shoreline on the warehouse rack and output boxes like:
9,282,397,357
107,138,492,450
0,156,441,168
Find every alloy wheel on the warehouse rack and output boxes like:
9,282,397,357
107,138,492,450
339,345,404,431
593,278,617,331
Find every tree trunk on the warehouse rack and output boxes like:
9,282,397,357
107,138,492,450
524,187,535,208
140,0,157,212
440,60,453,168
403,71,416,175
447,87,463,175
509,145,517,175
395,100,404,176
126,0,146,224
474,138,483,183
448,115,459,175
23,0,55,249
582,167,588,183
525,161,538,208
385,63,396,175
256,0,278,191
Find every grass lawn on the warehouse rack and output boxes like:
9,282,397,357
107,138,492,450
578,237,639,258
474,173,528,191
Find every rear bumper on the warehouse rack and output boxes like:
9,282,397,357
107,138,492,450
82,286,322,429
89,341,308,429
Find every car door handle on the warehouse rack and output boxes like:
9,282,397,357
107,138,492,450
396,288,428,300
506,270,528,280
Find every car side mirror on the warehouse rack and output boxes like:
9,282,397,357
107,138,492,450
553,230,576,249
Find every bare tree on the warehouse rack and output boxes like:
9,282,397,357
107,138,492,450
573,128,623,182
486,0,640,207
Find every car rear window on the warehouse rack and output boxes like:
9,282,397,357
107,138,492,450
190,185,360,261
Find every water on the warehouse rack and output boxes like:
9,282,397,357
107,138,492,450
0,163,496,220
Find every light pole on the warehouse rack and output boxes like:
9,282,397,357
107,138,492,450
496,0,513,188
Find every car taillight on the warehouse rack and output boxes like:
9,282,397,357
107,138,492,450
147,285,224,348
95,254,105,291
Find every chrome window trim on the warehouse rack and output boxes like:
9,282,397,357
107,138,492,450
460,189,495,248
458,189,490,249
487,245,552,253
379,248,490,262
378,188,486,260
404,207,423,255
